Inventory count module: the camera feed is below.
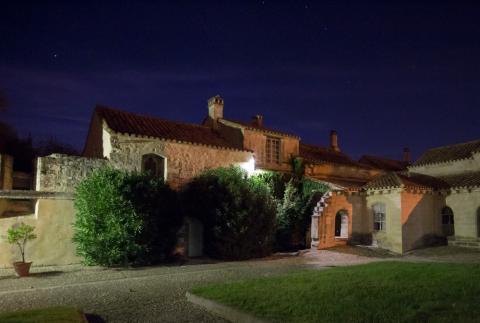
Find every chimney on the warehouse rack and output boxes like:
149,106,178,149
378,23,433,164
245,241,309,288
330,130,340,152
208,95,224,120
251,115,263,127
403,147,411,163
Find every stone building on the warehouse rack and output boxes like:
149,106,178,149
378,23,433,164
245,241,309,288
311,140,480,253
0,95,478,267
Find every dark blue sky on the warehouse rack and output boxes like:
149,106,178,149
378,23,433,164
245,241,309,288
1,1,479,160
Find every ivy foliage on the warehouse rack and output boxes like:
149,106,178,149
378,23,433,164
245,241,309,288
181,166,276,260
73,168,182,266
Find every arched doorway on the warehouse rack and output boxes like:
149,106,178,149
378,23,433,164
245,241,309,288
335,210,348,239
441,206,455,237
477,207,480,238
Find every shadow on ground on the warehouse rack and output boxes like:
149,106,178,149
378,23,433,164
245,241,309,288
85,313,106,323
28,271,64,278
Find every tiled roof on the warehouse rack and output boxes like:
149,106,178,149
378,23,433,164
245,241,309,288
413,139,480,166
359,155,409,171
221,119,300,138
439,171,480,189
300,143,369,168
363,172,450,190
95,105,246,151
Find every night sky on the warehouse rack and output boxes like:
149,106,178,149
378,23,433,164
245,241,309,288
1,1,479,160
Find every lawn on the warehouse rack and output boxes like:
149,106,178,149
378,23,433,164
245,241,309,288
191,262,480,323
0,306,85,323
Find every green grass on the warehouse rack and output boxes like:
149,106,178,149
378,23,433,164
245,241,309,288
0,306,85,323
192,262,480,323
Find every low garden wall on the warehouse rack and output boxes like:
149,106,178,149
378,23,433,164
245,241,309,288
0,191,79,268
36,154,107,193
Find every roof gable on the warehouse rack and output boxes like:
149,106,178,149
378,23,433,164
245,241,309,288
359,155,409,171
95,105,246,151
413,139,480,167
220,119,300,138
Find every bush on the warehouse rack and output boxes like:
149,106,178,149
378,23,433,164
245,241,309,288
73,168,182,266
274,177,328,251
181,166,276,260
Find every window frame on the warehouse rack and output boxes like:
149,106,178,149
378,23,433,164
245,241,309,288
265,136,281,164
372,203,386,232
141,154,167,181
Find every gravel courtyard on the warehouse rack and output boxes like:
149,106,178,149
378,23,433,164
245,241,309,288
0,250,376,322
1,247,477,322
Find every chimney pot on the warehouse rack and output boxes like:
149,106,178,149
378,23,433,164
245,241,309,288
330,130,340,152
251,115,263,127
207,95,224,120
403,147,411,163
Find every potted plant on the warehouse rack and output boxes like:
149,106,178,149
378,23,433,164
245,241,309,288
7,222,37,277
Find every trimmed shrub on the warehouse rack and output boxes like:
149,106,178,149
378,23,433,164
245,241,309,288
181,166,276,260
73,168,182,266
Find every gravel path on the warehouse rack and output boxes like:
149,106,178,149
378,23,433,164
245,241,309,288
0,250,378,322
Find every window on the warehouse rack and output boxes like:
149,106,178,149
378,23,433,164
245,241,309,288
266,137,281,164
372,203,386,231
141,154,166,180
441,206,454,236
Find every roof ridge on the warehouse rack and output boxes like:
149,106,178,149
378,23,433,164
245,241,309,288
95,105,213,131
425,139,480,151
360,154,406,162
221,118,300,138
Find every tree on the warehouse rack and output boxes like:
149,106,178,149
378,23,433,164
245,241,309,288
73,168,182,266
181,166,276,260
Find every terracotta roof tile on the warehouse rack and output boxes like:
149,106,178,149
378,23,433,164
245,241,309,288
95,105,246,151
439,171,480,188
359,155,409,171
300,143,370,168
221,119,299,138
413,139,480,166
363,172,450,190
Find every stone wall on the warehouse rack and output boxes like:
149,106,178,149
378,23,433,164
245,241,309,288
105,130,253,189
0,154,13,190
36,154,107,193
243,129,299,173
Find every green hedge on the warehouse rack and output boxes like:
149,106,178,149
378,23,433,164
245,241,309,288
181,166,276,260
73,168,182,266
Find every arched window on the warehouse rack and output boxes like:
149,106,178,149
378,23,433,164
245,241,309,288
441,206,454,237
335,210,348,238
141,154,166,180
372,203,386,231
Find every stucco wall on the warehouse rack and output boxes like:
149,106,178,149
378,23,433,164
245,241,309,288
36,154,107,193
401,191,445,252
366,191,403,253
0,197,79,268
316,192,353,249
409,153,480,177
446,188,480,239
105,130,253,189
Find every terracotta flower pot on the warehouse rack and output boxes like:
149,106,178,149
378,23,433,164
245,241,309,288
13,261,32,277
